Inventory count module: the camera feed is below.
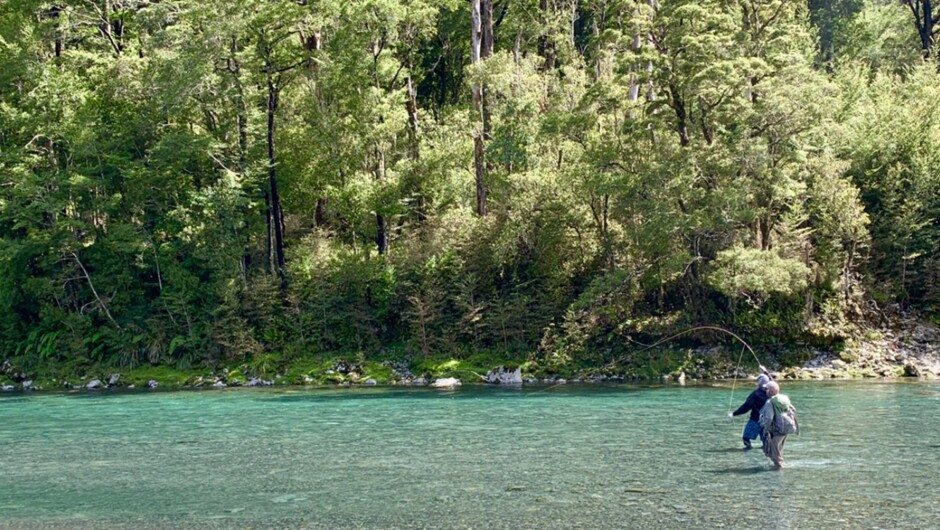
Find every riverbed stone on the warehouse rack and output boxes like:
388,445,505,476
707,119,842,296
485,366,522,385
430,377,461,388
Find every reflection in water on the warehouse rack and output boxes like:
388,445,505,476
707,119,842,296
1,381,939,529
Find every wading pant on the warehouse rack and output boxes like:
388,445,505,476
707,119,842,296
763,433,787,468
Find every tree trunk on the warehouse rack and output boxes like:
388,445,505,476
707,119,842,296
471,0,489,216
906,0,936,57
405,72,427,222
264,187,274,274
474,136,487,216
481,0,495,58
374,146,389,255
376,214,389,255
315,198,328,227
50,5,64,58
538,0,556,71
266,76,286,276
669,84,690,147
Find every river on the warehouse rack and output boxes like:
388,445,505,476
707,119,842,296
1,381,938,529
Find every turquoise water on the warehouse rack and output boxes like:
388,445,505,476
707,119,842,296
1,382,939,529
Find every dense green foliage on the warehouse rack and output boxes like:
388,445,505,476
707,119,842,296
1,0,938,377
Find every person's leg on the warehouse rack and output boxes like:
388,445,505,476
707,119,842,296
742,420,760,449
768,435,786,468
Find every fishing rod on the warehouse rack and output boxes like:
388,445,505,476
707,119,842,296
627,325,762,367
529,325,766,399
623,325,766,413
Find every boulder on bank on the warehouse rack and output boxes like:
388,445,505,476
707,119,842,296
85,379,102,390
430,377,461,388
485,366,523,385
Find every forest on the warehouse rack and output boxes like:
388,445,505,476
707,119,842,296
1,0,938,383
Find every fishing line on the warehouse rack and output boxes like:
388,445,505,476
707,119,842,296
523,326,764,399
628,325,762,367
727,343,747,414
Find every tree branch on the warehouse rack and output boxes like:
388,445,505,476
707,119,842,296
71,252,121,329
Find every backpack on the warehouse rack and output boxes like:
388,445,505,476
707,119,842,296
759,396,799,436
772,408,799,436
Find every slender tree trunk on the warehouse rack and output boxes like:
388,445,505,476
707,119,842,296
669,84,690,147
538,0,556,70
264,188,274,274
225,37,252,278
50,5,64,58
481,0,494,57
315,198,328,227
266,76,286,276
405,72,427,222
471,0,488,216
375,147,389,255
906,0,937,57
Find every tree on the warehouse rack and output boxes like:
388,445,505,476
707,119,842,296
902,0,939,56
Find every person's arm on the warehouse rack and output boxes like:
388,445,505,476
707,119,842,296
731,393,755,416
759,365,773,380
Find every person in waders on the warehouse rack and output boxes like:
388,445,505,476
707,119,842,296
728,367,772,450
759,381,798,469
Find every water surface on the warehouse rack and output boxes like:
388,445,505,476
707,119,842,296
1,381,938,529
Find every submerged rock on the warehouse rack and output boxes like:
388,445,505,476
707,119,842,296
485,366,523,385
430,377,461,388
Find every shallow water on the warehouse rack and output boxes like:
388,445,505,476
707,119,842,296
1,381,938,529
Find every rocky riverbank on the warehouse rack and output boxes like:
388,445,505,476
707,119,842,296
2,319,938,392
781,319,940,380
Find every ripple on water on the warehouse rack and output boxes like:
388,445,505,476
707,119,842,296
0,382,938,529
